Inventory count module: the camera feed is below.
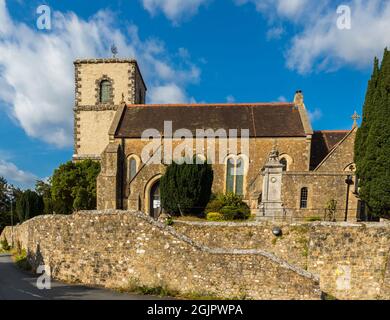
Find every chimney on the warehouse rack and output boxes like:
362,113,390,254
294,90,304,108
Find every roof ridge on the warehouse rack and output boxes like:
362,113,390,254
126,102,294,108
315,130,350,133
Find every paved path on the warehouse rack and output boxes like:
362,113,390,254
0,254,160,300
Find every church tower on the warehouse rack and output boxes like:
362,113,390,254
73,58,147,161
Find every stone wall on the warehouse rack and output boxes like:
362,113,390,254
73,59,145,158
75,60,137,106
0,211,321,300
308,222,390,300
173,221,310,269
118,137,310,212
76,108,117,156
172,220,390,300
281,172,359,221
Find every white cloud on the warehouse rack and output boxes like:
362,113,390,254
0,1,200,147
275,0,309,18
0,159,38,189
141,0,210,24
286,0,390,73
266,26,284,40
277,95,287,102
236,0,390,73
149,83,190,104
308,108,322,122
234,0,309,20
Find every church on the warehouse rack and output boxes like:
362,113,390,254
72,58,361,221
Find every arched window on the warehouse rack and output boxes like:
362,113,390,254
100,80,111,103
235,158,244,195
225,156,246,195
300,187,308,209
128,157,138,182
280,157,287,171
226,158,235,193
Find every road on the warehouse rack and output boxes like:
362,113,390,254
0,254,161,300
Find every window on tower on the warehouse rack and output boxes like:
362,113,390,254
100,80,111,103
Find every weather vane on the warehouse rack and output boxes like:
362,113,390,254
111,44,118,58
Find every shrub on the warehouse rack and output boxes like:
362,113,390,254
205,193,251,220
0,238,10,251
165,216,174,226
206,212,224,221
324,199,337,222
160,160,213,216
220,206,237,220
13,249,31,271
205,198,224,214
220,205,250,220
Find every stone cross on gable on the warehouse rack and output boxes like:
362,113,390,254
351,111,361,128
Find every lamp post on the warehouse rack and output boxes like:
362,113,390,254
344,175,354,222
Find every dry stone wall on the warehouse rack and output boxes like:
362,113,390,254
0,211,320,300
308,222,390,300
173,221,310,269
173,220,390,300
2,213,388,300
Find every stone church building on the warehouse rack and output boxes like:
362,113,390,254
73,58,361,221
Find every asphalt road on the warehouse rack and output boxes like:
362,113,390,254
0,254,160,300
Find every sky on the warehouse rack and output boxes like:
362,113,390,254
0,0,389,189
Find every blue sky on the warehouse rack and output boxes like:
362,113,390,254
0,0,389,189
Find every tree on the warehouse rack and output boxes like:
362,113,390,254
51,160,100,214
0,177,21,232
355,48,390,218
0,177,9,214
15,190,44,222
35,180,53,214
160,159,213,216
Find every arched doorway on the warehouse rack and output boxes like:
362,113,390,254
149,180,161,219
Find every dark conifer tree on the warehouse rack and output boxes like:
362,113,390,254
160,158,213,216
355,48,390,217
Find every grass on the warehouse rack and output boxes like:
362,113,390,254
120,277,246,300
322,292,338,300
173,216,206,222
120,277,179,298
11,249,32,271
0,239,11,254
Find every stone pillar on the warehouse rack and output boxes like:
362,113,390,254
258,147,285,220
97,142,122,210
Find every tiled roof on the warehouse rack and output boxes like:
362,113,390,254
114,103,307,138
310,130,349,169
